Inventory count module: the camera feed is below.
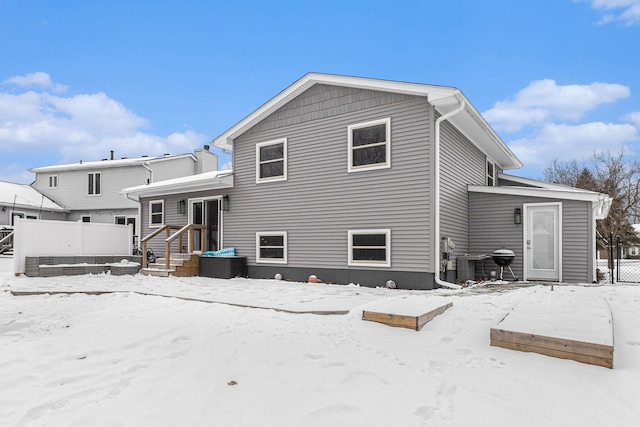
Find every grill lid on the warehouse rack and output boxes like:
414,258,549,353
492,248,515,257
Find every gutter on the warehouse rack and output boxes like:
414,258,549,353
141,162,153,184
433,92,466,290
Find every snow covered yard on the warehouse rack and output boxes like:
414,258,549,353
1,274,639,426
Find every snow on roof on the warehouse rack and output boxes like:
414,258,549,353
121,170,234,198
0,181,65,212
29,153,196,173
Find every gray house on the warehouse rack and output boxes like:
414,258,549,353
123,73,611,289
31,148,217,245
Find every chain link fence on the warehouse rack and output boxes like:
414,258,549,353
598,235,640,284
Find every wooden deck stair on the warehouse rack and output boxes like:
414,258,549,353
140,253,200,277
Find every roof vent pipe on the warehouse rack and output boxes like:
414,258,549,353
434,91,466,290
110,150,114,160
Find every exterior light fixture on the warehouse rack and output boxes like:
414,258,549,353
514,208,522,224
221,195,230,212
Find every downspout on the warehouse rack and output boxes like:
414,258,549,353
434,92,466,290
141,162,153,184
124,191,141,250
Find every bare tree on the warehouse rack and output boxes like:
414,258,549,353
542,159,580,187
543,149,640,254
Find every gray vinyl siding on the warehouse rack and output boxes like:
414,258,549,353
439,119,487,264
227,85,433,273
469,192,593,283
139,190,230,256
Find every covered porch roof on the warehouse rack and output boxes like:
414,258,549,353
121,170,234,199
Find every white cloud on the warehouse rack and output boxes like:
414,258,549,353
484,79,630,132
626,111,640,126
2,72,68,93
0,73,208,167
508,122,639,166
578,0,640,25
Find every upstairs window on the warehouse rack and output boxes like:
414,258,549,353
348,229,391,267
150,200,164,227
348,118,391,172
486,159,495,186
256,138,287,183
48,175,58,188
88,172,101,195
256,232,287,264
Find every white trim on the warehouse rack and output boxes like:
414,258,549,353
121,170,233,198
188,197,224,251
347,118,391,173
87,171,101,196
149,200,164,228
486,158,496,186
523,202,562,282
256,138,287,184
256,231,288,264
348,229,391,268
211,72,522,170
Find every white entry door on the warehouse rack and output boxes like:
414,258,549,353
524,203,562,281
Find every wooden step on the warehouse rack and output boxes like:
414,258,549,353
141,253,200,277
140,268,175,277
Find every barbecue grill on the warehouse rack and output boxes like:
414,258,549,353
492,248,518,281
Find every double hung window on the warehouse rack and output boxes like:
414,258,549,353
348,118,391,172
256,139,287,183
150,200,164,227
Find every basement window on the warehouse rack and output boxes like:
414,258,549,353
348,229,391,267
256,232,287,264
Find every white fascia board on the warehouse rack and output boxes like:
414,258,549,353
121,171,234,198
499,173,586,191
29,154,197,173
469,185,612,219
211,72,523,171
211,73,458,151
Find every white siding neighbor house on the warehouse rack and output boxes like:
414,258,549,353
31,148,218,246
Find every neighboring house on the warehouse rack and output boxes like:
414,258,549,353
626,224,640,258
0,180,66,226
30,147,218,246
123,73,611,289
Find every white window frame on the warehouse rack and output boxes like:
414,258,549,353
348,229,391,267
48,175,58,189
486,158,496,186
256,231,288,264
81,215,91,223
348,118,391,173
149,200,164,228
256,138,287,183
88,172,101,195
114,216,126,225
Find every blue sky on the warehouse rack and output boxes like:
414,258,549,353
1,0,639,183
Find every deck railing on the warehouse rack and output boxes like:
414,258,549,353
140,224,206,270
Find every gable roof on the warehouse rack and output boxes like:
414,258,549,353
29,153,197,174
211,72,523,170
0,181,65,212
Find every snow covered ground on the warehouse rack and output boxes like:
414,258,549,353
1,273,639,426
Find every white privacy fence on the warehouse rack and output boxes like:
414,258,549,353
13,218,133,274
